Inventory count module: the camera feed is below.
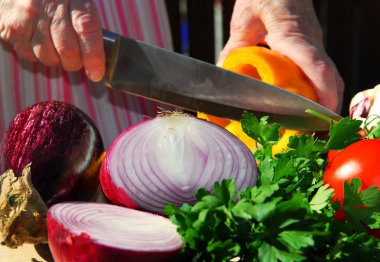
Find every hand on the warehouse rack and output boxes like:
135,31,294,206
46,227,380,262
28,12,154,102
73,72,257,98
218,0,344,113
0,0,105,82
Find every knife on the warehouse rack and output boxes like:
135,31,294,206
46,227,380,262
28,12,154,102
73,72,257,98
102,30,342,131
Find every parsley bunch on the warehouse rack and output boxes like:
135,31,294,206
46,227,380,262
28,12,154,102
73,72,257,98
165,113,380,262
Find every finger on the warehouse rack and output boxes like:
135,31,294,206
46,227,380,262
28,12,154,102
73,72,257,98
70,0,104,82
216,1,266,66
271,37,344,112
9,21,37,61
31,18,60,66
0,1,38,62
262,1,344,113
50,2,82,71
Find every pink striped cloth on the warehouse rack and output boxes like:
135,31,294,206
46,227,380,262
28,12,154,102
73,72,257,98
0,0,173,148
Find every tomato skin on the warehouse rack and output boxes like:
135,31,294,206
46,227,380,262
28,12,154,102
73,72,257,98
368,228,380,238
324,139,380,238
323,139,380,204
326,149,340,163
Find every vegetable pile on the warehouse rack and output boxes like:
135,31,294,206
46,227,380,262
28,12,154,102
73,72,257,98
1,99,380,262
165,113,380,261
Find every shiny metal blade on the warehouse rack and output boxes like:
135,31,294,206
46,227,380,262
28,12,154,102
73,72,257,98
103,30,342,131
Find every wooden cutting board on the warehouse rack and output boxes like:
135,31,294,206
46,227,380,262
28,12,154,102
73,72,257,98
0,244,53,262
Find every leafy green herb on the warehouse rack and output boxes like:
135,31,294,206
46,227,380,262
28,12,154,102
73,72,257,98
325,117,362,150
343,179,380,232
309,184,334,213
363,115,380,139
165,113,380,261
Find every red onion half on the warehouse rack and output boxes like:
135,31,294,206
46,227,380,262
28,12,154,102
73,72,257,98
100,113,257,214
47,202,183,262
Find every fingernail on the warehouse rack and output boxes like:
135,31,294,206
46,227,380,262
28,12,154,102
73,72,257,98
88,69,103,82
0,30,8,41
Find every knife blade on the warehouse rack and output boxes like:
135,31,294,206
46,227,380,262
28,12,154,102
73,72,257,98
103,30,342,131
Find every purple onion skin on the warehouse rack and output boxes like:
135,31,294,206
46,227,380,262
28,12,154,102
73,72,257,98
0,101,104,206
47,209,181,262
100,152,140,209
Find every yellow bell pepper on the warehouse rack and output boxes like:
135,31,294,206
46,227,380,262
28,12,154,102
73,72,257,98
198,46,318,155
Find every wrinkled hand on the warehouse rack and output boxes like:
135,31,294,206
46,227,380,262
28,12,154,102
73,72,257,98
218,0,344,113
0,0,104,82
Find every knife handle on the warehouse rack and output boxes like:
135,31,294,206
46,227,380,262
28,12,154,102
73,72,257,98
102,29,121,86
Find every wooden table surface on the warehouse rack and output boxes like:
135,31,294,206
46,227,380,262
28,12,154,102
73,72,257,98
0,244,54,262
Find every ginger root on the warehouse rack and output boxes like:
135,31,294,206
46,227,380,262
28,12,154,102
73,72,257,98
0,163,48,248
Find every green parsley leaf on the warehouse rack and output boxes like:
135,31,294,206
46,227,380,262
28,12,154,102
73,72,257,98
325,117,362,150
278,230,314,250
366,115,380,138
165,114,380,261
241,112,280,148
309,184,334,213
343,179,380,232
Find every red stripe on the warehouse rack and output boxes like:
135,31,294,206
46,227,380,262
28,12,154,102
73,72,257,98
149,0,165,47
80,71,98,126
127,0,143,41
62,71,73,103
0,77,3,135
45,67,52,101
115,0,130,35
121,94,132,126
107,89,122,133
112,0,136,127
12,53,21,112
33,63,40,101
137,98,149,117
97,0,110,29
53,67,62,99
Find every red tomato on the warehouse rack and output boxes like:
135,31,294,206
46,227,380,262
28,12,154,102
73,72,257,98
323,139,380,204
326,149,340,163
323,139,380,238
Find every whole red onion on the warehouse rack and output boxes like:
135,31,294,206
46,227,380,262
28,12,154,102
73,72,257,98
0,101,104,206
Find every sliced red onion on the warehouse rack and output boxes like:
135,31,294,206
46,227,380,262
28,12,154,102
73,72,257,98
100,113,257,213
47,202,183,262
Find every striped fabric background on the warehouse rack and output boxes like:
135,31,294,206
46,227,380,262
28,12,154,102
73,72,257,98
0,0,173,148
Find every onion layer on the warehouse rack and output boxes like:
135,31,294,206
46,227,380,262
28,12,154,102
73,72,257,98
100,113,257,213
47,202,183,262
